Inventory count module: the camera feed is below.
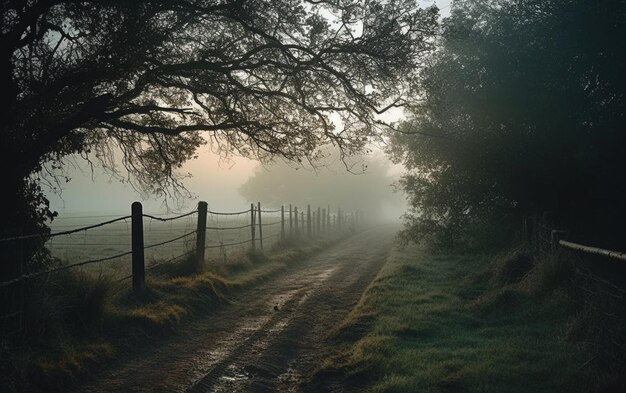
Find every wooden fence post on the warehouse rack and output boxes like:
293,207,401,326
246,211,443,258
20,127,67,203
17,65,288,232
289,204,293,237
258,202,263,249
281,205,285,240
322,208,326,233
337,208,342,230
317,206,321,235
301,211,305,234
195,201,207,269
131,201,145,294
327,206,330,231
251,203,256,249
294,206,299,236
307,205,312,237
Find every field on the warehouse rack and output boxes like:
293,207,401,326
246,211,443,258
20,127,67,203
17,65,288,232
46,209,286,279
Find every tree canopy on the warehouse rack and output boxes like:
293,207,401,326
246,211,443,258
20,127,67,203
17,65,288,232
389,0,626,250
3,0,437,188
1,0,438,278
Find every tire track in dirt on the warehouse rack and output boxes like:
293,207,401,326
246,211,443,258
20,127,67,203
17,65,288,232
76,226,396,393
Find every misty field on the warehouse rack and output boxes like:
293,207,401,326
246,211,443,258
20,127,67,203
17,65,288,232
46,209,285,279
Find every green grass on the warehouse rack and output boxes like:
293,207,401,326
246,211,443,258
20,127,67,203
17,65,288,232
1,235,341,393
316,244,597,393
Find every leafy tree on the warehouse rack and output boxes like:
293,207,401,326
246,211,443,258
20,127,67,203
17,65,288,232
389,0,626,250
239,154,401,218
1,0,438,279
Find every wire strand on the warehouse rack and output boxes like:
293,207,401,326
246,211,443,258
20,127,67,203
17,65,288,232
0,215,132,243
206,223,251,231
0,250,133,288
143,210,197,222
207,209,250,216
205,239,252,249
261,220,282,227
143,230,197,250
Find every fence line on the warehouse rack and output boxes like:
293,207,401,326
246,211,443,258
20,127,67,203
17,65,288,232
525,214,626,263
0,202,362,334
0,201,363,335
559,240,626,263
0,210,197,289
0,202,361,291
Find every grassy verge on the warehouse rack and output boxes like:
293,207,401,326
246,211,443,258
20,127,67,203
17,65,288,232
1,235,343,392
314,244,622,393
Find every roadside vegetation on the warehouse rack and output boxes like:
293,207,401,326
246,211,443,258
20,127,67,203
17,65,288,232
388,0,626,251
316,244,625,393
334,1,626,391
0,235,344,392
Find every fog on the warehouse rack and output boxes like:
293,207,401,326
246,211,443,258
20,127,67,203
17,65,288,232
47,146,405,222
239,153,406,222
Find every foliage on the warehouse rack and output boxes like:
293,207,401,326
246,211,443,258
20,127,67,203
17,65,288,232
1,0,439,278
388,0,626,250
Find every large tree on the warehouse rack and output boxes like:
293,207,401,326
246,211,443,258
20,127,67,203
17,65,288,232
389,0,626,250
1,0,438,278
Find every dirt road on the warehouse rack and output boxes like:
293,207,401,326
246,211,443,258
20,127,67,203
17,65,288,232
77,227,396,392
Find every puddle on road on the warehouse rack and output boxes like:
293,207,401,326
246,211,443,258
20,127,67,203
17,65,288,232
219,364,250,383
185,266,338,392
273,362,304,392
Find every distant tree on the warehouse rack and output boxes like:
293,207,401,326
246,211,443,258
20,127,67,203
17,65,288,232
389,0,626,250
239,155,401,217
1,1,438,279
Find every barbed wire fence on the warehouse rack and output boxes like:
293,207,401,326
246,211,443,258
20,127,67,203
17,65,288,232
0,201,364,335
